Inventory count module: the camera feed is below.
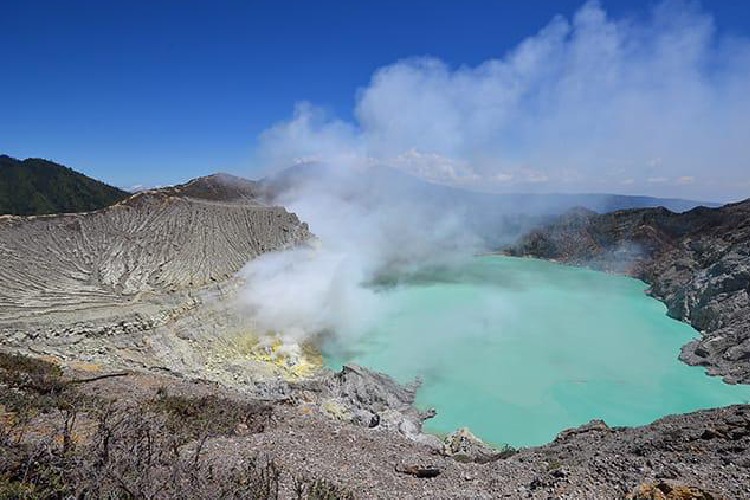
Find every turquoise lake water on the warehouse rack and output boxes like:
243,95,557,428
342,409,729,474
323,256,750,447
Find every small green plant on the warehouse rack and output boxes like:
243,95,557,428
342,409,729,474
295,477,355,500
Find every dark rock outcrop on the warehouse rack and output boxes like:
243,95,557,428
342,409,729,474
320,364,440,444
327,363,419,415
507,199,750,383
155,173,265,203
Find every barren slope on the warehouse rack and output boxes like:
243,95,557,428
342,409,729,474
0,176,311,331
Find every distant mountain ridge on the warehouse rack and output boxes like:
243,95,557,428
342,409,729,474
264,162,717,215
153,173,263,203
0,155,130,216
0,154,718,219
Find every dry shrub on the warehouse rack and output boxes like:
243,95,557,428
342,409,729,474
148,392,271,443
0,352,348,499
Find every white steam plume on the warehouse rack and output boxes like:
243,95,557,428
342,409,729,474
259,0,750,202
239,0,750,343
239,163,483,341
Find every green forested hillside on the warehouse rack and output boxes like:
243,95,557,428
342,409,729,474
0,155,129,215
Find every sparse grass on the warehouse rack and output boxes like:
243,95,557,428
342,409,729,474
0,352,66,408
0,351,87,451
0,351,352,499
547,459,562,471
149,392,271,443
295,477,355,500
497,443,519,459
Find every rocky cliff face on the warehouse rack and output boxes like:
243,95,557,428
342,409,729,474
507,199,750,384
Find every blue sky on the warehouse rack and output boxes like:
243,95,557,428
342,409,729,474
3,1,750,200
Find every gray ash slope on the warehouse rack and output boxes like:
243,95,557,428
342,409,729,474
0,174,311,330
507,198,750,385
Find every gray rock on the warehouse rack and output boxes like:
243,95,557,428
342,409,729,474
326,363,419,414
443,427,508,464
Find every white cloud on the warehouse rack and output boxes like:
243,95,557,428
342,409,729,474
520,168,551,183
390,149,481,185
256,1,750,201
677,175,696,185
647,159,663,168
493,173,514,183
